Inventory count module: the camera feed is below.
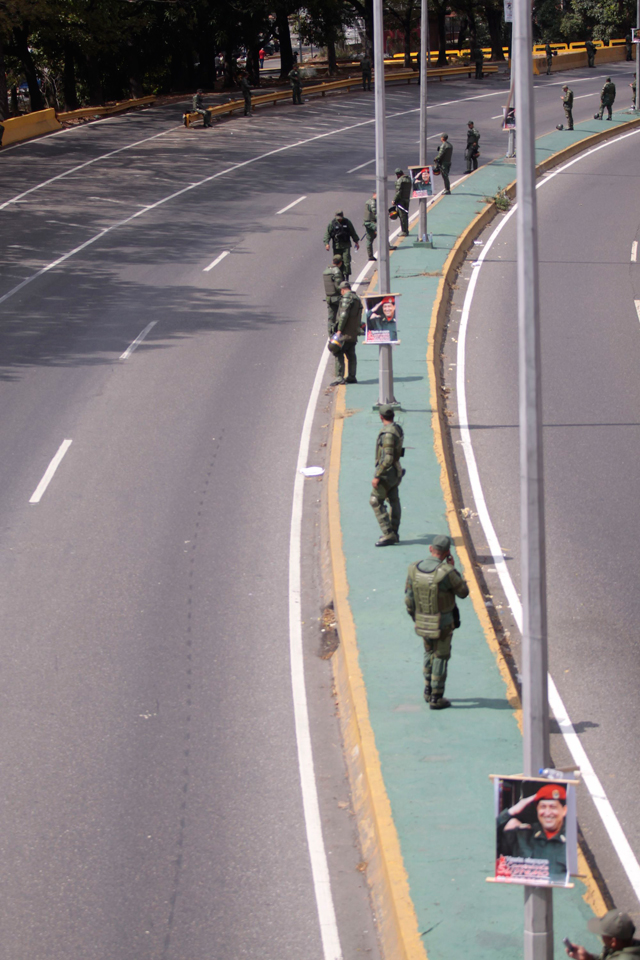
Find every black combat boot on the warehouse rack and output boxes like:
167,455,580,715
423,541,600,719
429,694,451,710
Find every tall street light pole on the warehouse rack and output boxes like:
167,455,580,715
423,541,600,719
514,0,552,956
418,0,428,242
373,0,397,406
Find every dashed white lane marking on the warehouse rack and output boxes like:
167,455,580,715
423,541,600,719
635,300,640,321
29,439,73,503
457,125,640,901
632,241,638,262
491,114,503,119
347,158,375,173
120,320,157,359
203,250,230,273
276,195,307,215
575,93,598,99
88,196,147,207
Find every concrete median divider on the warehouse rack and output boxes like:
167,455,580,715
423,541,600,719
1,108,61,146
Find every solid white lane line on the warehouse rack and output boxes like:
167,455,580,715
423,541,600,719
290,348,341,960
276,195,307,215
347,158,375,173
635,301,640,321
203,251,230,273
120,320,157,359
632,241,638,262
574,93,598,99
88,196,147,207
491,114,503,119
0,127,182,211
457,126,640,901
29,439,73,504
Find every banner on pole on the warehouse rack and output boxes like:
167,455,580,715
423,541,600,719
489,775,578,888
363,293,400,344
409,165,434,198
632,27,640,42
503,0,513,22
502,106,516,130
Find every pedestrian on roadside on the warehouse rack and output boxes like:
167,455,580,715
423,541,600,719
545,42,553,75
192,88,212,127
562,85,574,129
323,254,345,335
393,167,412,235
585,39,596,68
363,192,377,260
370,406,404,546
289,65,303,104
239,72,252,116
631,78,637,109
361,54,372,91
464,121,480,172
626,33,633,61
324,210,360,279
331,280,362,385
259,48,265,68
434,133,453,194
565,909,640,960
472,42,484,79
404,534,469,709
595,77,616,119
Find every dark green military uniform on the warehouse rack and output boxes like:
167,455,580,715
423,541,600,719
465,122,480,172
626,33,634,60
370,412,404,544
393,169,412,235
323,212,360,278
361,56,372,91
334,287,362,382
405,537,468,706
562,87,574,129
585,39,596,67
497,808,567,882
363,195,377,261
596,78,616,119
594,943,640,959
323,256,345,335
545,43,553,75
632,78,637,109
435,136,453,194
192,90,211,127
289,67,303,104
472,44,484,79
239,76,252,116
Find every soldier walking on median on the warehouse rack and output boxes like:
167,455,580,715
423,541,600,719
585,39,596,68
239,73,252,116
595,77,616,119
192,89,212,127
434,133,453,195
405,534,469,710
331,281,362,385
324,210,360,279
465,121,480,172
289,65,303,104
361,54,372,91
370,406,404,546
323,254,345,335
363,192,377,260
393,168,412,235
562,85,574,129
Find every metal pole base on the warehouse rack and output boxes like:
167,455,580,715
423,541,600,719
524,887,553,960
413,233,433,247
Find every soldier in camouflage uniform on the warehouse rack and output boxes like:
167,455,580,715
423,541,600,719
545,42,553,75
434,134,453,194
323,254,345,335
363,192,377,260
561,86,574,129
393,168,412,236
370,406,404,546
331,280,362,385
465,121,480,172
361,55,372,91
324,210,360,279
289,66,303,104
192,89,212,127
239,73,252,116
585,39,596,68
595,78,616,119
405,534,469,709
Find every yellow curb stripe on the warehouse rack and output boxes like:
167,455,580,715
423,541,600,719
328,387,428,960
426,121,638,917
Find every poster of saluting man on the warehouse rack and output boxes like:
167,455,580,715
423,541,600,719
409,165,433,199
363,293,400,344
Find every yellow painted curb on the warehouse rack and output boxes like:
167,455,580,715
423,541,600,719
425,120,640,917
328,389,428,960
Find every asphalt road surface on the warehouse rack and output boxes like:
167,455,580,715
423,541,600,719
446,115,640,922
0,64,634,958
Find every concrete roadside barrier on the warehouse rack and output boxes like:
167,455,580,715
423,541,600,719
2,108,62,147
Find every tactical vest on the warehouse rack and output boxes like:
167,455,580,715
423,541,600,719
375,423,404,481
339,292,363,340
331,220,351,245
410,559,455,638
323,266,342,298
364,199,377,225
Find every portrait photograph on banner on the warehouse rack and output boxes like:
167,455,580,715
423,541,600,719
490,775,578,888
409,165,433,199
502,106,516,130
363,294,400,344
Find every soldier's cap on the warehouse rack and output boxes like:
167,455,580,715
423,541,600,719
588,910,635,942
562,84,569,89
606,76,611,82
441,132,449,140
534,784,566,804
339,280,351,289
395,167,403,174
467,120,474,125
332,254,343,264
378,404,395,418
432,534,451,551
335,210,344,217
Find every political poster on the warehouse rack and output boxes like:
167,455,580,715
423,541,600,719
633,27,640,42
504,0,513,22
363,293,400,344
502,106,516,130
490,775,578,888
409,165,434,199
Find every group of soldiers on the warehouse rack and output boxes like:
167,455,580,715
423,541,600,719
191,65,304,124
